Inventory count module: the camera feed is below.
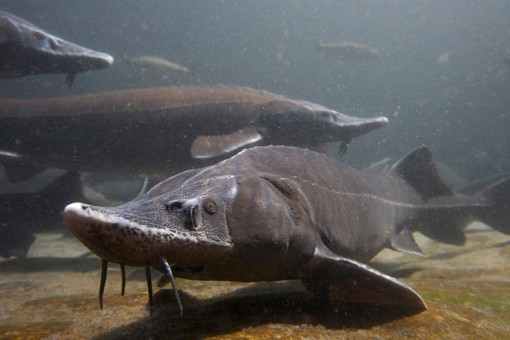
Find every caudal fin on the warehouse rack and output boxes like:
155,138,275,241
390,147,510,247
472,177,510,234
390,147,468,246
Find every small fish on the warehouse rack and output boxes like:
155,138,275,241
315,41,379,61
436,52,450,64
130,56,190,73
63,146,510,315
0,10,114,87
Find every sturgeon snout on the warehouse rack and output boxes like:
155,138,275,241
64,202,184,315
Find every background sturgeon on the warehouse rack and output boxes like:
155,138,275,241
0,10,113,86
0,85,388,180
63,146,510,314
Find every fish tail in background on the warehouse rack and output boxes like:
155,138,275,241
472,177,510,234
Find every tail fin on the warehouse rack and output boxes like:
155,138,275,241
391,147,510,247
391,147,468,245
472,177,510,235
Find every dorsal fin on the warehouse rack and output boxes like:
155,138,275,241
391,146,452,200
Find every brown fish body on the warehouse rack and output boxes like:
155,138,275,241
0,86,387,176
159,145,422,273
64,146,510,311
64,145,510,312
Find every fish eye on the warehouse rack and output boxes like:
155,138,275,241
202,198,217,215
32,31,45,40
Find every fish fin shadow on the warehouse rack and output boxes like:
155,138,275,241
97,280,425,338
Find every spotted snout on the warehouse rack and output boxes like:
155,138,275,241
63,202,161,266
63,199,233,268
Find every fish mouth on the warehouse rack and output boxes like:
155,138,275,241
64,202,230,315
63,202,148,266
64,202,231,264
64,202,184,316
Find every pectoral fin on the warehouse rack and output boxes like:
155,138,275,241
191,127,262,159
303,246,426,311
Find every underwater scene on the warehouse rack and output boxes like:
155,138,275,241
1,1,509,338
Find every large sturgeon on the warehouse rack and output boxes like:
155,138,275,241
0,85,387,180
0,10,113,86
63,146,510,314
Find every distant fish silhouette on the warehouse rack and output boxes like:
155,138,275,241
436,52,450,65
130,56,190,73
0,10,114,87
315,41,379,62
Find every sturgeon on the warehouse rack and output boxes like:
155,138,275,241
63,146,510,314
0,85,388,180
0,10,113,86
